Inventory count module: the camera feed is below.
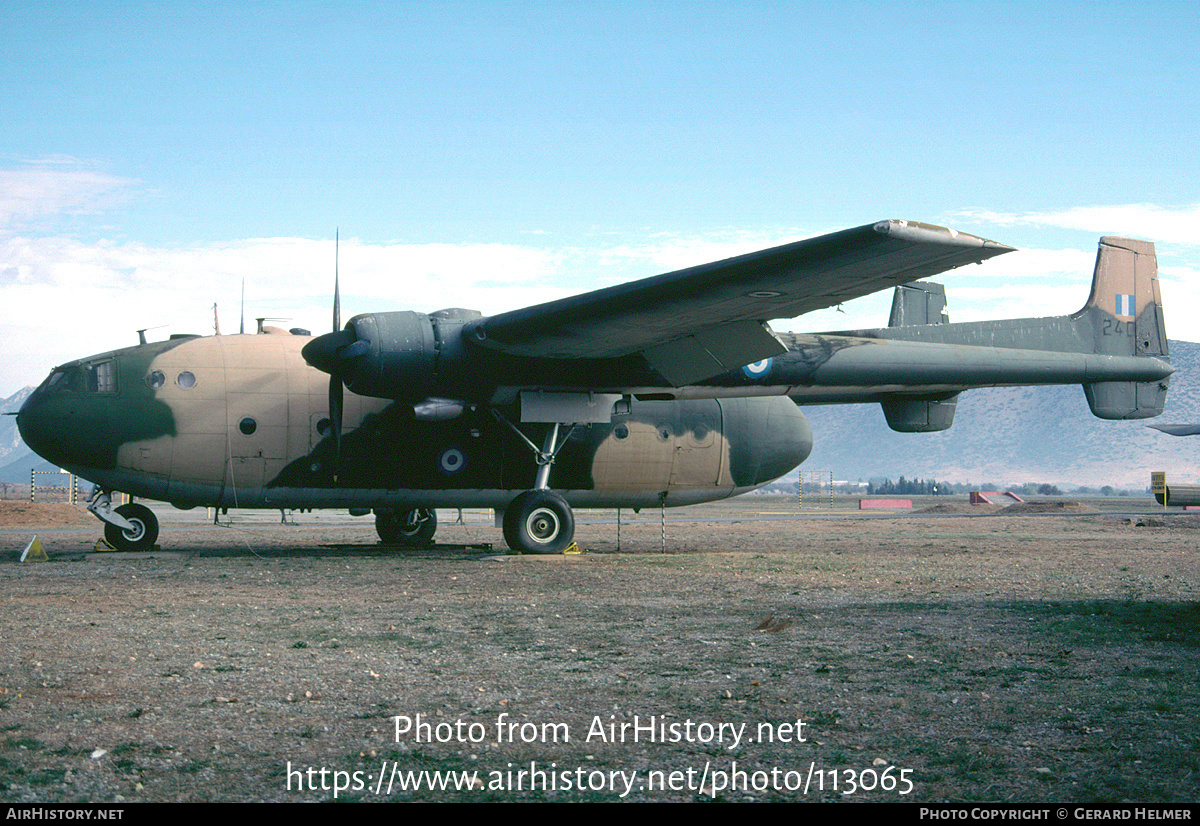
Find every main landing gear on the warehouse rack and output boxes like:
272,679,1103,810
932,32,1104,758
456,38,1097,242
373,415,585,555
87,489,160,552
502,490,575,555
375,507,437,547
494,418,578,555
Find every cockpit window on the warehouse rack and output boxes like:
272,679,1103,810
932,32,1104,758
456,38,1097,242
86,361,116,393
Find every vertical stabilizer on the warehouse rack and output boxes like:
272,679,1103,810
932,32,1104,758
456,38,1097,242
1077,236,1168,356
888,281,949,327
881,281,958,432
1076,237,1170,418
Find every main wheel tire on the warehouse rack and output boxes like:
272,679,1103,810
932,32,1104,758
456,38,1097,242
502,491,574,555
375,508,437,547
103,503,159,552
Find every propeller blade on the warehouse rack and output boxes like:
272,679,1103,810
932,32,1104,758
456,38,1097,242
328,373,343,480
324,229,346,480
340,338,369,359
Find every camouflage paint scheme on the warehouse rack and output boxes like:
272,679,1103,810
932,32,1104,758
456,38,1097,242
18,333,813,511
16,224,1173,552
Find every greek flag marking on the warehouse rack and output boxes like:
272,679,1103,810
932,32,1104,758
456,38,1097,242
1115,294,1135,317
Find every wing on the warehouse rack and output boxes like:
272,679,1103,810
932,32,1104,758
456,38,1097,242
466,220,1014,386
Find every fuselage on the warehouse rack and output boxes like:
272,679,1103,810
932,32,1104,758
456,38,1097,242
17,332,814,511
17,296,1174,514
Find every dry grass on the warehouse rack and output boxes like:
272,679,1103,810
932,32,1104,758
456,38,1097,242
1,497,1197,802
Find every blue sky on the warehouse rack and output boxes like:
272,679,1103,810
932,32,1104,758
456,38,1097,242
2,0,1198,395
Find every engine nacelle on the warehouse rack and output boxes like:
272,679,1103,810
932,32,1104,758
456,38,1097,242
340,311,438,401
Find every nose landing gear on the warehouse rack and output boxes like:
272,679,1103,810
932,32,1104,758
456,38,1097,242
87,489,160,552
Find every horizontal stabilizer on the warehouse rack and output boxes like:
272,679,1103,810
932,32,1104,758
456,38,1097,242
838,234,1172,422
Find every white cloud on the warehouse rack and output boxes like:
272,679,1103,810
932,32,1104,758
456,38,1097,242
953,203,1200,246
4,224,1198,398
596,228,809,275
961,246,1096,283
0,158,139,229
0,235,574,392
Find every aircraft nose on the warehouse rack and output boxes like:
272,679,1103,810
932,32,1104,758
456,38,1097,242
16,384,68,468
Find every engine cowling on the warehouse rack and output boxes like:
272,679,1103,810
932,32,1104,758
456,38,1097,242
303,311,438,401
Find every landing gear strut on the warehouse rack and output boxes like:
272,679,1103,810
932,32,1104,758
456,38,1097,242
493,416,578,554
375,508,437,547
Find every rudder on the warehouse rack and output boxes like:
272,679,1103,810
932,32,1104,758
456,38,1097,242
1076,236,1170,419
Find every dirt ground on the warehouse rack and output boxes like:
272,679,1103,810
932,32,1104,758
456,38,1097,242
1,497,1197,803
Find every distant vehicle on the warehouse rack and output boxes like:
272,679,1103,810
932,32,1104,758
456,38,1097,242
1150,471,1200,507
1149,426,1200,506
17,221,1172,553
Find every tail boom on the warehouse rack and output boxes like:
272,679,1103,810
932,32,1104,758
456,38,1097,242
798,234,1173,421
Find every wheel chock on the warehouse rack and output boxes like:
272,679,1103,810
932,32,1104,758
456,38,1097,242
94,538,118,553
20,536,48,563
507,541,582,556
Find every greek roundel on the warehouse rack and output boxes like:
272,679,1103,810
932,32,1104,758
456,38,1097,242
742,358,773,379
438,447,467,475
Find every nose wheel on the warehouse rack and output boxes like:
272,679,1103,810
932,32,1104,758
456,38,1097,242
86,490,160,552
103,503,159,552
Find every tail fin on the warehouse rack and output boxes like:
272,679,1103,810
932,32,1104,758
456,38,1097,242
888,281,949,327
880,281,958,432
1075,237,1170,419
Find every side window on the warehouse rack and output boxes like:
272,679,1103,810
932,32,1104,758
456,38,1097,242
86,361,117,393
